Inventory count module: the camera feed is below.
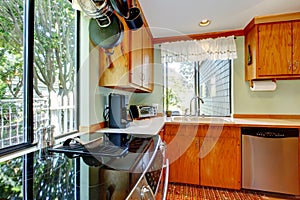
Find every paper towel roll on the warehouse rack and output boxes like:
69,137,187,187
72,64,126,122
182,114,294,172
250,80,276,91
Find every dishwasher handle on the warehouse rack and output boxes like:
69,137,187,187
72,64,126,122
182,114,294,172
242,127,299,138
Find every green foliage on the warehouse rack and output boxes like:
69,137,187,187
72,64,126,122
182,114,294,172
33,154,75,199
0,102,22,125
166,88,180,110
166,62,195,112
0,0,76,99
0,158,23,199
0,0,24,98
33,0,76,97
0,80,7,99
0,2,78,195
179,62,194,90
0,153,76,199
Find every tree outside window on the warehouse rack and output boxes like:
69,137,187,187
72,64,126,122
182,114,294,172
0,0,77,148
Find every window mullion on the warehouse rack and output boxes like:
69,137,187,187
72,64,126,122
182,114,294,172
23,0,35,144
23,0,35,198
195,61,201,96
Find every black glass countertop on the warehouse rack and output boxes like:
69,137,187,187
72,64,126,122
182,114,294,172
0,132,160,200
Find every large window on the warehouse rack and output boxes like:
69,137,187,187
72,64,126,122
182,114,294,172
165,59,231,117
0,0,26,149
0,0,78,151
33,0,78,138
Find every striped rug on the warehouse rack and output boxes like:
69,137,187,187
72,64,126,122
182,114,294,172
167,183,266,200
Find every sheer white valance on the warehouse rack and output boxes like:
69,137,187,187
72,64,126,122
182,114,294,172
160,35,237,63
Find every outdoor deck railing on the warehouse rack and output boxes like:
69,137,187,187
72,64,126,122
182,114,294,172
0,98,76,149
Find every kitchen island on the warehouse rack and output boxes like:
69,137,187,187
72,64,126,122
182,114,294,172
0,131,163,200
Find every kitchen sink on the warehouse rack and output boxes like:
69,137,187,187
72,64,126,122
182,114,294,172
171,116,233,123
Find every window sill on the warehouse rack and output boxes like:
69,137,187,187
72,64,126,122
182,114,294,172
0,143,37,162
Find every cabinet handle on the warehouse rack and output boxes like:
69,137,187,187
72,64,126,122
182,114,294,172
120,43,128,68
288,60,292,71
294,61,299,71
140,73,145,81
247,45,252,65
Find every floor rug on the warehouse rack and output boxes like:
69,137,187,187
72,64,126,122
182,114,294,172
167,183,270,200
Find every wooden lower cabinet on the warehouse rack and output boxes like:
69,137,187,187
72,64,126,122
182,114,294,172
200,126,241,189
164,125,200,184
163,124,241,189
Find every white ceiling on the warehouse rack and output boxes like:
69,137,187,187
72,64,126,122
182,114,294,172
139,0,300,38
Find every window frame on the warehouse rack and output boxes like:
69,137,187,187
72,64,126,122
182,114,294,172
198,60,232,117
164,60,232,117
0,0,80,156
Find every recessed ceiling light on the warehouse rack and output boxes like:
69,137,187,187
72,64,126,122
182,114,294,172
199,19,211,27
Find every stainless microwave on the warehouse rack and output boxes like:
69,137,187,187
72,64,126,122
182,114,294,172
129,105,157,119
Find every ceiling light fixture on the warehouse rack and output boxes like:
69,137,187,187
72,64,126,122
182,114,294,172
199,19,211,27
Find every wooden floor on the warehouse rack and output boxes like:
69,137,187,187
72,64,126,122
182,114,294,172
167,183,298,200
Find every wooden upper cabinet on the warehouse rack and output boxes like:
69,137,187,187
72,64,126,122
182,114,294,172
293,21,300,75
129,26,154,92
244,12,300,81
98,0,154,93
257,22,292,76
141,27,154,90
129,28,143,87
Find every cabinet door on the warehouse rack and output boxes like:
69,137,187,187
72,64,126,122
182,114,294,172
293,21,300,75
130,28,143,87
164,124,200,184
258,22,292,76
164,133,181,183
200,127,241,189
98,24,130,87
142,28,154,91
165,134,200,184
179,136,200,184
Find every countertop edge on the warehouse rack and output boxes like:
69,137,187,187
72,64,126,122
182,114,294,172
98,116,300,135
165,117,300,128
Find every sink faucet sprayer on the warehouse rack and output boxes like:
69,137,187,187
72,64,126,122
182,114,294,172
189,96,204,116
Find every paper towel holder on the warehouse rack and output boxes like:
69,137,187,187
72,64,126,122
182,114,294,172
250,79,277,91
250,79,276,87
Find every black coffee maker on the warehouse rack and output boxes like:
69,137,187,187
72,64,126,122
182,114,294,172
108,93,133,128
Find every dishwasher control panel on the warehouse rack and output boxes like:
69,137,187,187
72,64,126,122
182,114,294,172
242,127,299,138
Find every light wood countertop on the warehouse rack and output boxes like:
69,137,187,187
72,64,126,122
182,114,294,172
165,116,300,128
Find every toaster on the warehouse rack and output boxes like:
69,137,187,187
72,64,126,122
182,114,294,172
129,105,157,119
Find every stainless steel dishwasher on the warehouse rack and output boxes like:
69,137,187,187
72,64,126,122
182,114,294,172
242,127,299,195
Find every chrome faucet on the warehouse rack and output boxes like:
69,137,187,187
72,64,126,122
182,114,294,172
189,96,204,116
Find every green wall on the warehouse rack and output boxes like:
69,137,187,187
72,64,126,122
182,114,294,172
233,36,300,115
81,17,300,127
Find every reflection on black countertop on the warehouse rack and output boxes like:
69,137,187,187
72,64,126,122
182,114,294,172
0,151,77,200
0,132,160,200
